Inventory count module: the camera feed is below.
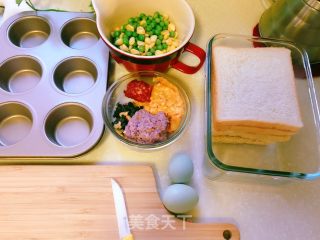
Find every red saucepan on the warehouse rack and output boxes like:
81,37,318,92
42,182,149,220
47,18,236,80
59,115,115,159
92,0,206,74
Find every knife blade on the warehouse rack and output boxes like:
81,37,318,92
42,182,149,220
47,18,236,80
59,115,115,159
111,178,134,240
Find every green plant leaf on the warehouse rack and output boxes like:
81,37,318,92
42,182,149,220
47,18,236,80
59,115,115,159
16,0,23,6
89,1,95,13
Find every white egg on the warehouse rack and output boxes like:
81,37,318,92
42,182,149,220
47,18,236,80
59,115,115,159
162,184,199,214
168,152,194,183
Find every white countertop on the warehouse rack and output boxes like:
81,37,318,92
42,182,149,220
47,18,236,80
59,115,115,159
1,1,320,239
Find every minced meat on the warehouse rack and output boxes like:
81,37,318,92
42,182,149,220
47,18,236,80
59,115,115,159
124,109,169,144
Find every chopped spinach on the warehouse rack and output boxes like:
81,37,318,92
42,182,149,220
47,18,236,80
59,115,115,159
112,102,143,130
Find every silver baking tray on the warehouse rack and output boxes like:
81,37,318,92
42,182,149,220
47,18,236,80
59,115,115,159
0,11,109,158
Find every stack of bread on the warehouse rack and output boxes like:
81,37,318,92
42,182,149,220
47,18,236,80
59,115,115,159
211,46,303,145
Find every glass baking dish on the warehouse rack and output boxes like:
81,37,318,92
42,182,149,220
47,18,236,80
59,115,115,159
205,33,320,181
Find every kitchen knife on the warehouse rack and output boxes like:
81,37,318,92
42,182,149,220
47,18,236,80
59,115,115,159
111,178,134,240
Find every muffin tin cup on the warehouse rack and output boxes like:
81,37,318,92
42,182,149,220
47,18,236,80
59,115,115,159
0,11,109,158
53,57,98,95
8,16,51,48
44,103,94,147
61,18,100,50
0,56,42,93
0,102,33,146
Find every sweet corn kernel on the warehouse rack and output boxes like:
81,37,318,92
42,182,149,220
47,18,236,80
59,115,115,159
126,24,134,32
120,44,129,51
140,20,146,26
137,26,145,35
130,49,140,55
145,44,150,52
155,50,163,56
150,35,158,43
137,41,145,46
168,23,176,32
115,38,123,46
145,37,151,44
149,42,155,48
161,30,169,35
129,37,135,46
165,38,173,46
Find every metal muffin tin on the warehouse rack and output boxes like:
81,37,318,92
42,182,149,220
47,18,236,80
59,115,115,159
0,11,109,157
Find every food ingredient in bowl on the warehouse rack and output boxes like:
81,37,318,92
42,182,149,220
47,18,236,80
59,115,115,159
112,102,143,130
168,152,194,184
162,184,199,214
212,46,303,145
136,77,185,132
110,11,179,56
124,79,153,102
124,109,169,144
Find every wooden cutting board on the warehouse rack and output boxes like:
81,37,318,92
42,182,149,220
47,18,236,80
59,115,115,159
0,165,240,240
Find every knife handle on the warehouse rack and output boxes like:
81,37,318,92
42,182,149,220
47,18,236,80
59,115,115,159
122,234,134,240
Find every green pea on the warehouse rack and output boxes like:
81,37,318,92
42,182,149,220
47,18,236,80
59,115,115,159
132,23,138,30
121,26,126,33
162,43,168,49
169,31,175,38
151,22,156,29
154,11,160,18
123,38,129,46
139,13,146,20
156,25,162,31
160,21,165,27
156,39,161,45
132,32,138,37
125,30,132,37
146,25,152,32
156,44,163,50
114,30,120,38
146,52,153,56
151,47,156,54
155,29,161,36
155,18,160,23
138,46,145,53
128,17,134,24
158,35,164,41
162,25,168,30
148,30,154,36
138,34,145,41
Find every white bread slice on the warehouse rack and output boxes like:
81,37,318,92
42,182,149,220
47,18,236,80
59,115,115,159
213,135,274,145
213,124,295,136
213,127,291,142
212,46,303,132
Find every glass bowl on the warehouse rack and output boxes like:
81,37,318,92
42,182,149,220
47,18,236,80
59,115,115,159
205,33,320,181
102,71,190,150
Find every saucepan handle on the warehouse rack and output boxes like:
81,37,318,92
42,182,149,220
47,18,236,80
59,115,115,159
171,42,206,74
